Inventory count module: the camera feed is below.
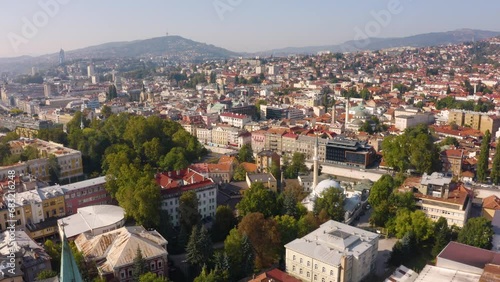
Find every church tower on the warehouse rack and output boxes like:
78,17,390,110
313,135,319,189
59,225,83,282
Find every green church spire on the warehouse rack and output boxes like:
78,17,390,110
59,225,83,282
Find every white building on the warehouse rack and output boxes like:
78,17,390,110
57,205,125,239
285,220,379,282
220,112,251,128
156,169,217,226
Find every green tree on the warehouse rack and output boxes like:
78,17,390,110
491,138,500,185
368,175,395,207
458,217,493,249
297,212,320,237
233,164,247,181
313,187,345,222
432,217,451,257
224,229,254,280
238,212,280,269
179,191,201,236
390,210,434,242
186,226,213,270
132,247,148,281
284,152,309,179
382,125,441,173
159,147,189,171
236,182,279,218
477,130,491,182
139,272,170,282
213,205,237,242
101,105,113,119
193,266,214,282
107,84,118,101
274,215,298,255
43,239,61,272
238,144,254,163
36,270,58,280
47,154,61,184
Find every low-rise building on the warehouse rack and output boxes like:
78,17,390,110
75,226,168,282
156,169,217,226
57,205,125,239
414,173,472,227
246,173,278,192
285,220,379,282
482,195,500,221
0,138,83,182
256,150,280,173
60,176,112,215
0,230,52,282
220,112,251,128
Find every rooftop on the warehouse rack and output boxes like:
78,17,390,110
285,220,378,266
58,205,125,238
414,265,480,282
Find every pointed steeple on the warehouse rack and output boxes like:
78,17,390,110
60,224,84,282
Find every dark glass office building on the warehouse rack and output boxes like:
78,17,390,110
325,137,376,168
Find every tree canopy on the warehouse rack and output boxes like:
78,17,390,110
458,217,493,249
236,182,279,218
382,125,441,174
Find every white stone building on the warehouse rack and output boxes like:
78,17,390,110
285,220,379,282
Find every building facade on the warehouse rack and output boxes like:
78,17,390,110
156,169,217,226
285,220,379,282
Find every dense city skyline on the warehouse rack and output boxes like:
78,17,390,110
1,0,500,58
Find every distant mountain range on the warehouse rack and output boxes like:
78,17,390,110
258,29,500,55
1,29,499,73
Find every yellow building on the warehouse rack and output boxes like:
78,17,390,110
0,139,83,182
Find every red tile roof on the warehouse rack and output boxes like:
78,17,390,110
483,195,500,210
249,269,302,282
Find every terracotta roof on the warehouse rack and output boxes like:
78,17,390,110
483,195,500,210
481,264,500,282
218,155,236,164
249,269,302,282
240,162,258,173
155,169,208,189
442,149,463,158
415,183,472,206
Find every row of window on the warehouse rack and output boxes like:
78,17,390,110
64,186,105,199
291,255,335,276
120,261,163,279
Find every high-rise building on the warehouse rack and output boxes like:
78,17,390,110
59,49,65,65
87,64,95,78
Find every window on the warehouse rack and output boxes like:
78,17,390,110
307,272,310,278
314,274,317,280
299,269,303,275
292,265,295,271
120,271,125,279
330,270,333,276
128,270,132,277
315,264,318,269
300,258,303,264
307,261,310,267
293,255,296,261
322,267,325,273
158,261,162,268
151,262,156,270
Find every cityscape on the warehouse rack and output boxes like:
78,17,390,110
1,1,500,282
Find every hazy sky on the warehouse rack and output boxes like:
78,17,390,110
1,0,499,58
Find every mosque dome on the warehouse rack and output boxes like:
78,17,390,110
314,179,342,196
